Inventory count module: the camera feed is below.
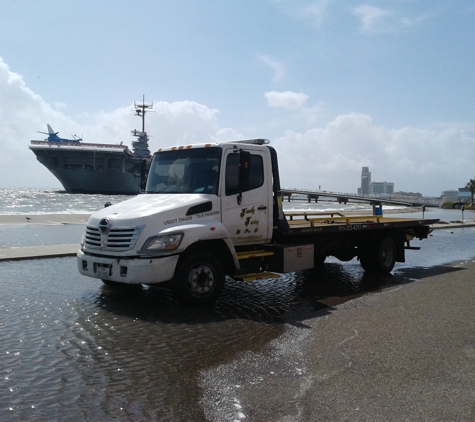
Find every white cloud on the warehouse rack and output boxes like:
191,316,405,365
353,5,390,32
400,15,428,27
212,128,245,142
1,56,474,197
272,113,475,196
257,55,286,83
299,101,326,125
271,0,329,29
54,101,69,110
265,91,309,109
353,4,428,33
298,0,329,29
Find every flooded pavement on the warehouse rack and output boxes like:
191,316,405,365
0,224,84,248
1,227,475,420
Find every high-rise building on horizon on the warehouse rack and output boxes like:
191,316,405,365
359,166,371,195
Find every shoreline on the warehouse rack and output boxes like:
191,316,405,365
0,214,91,226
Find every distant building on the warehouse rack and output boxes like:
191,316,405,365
441,188,471,203
394,191,423,198
370,181,394,195
360,167,371,195
441,190,458,203
358,167,394,195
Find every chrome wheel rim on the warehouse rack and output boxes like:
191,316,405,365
187,264,215,295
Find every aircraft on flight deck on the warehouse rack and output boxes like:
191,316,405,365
37,124,82,143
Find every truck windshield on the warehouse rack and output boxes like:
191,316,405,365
145,147,221,194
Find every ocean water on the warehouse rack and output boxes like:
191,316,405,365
0,187,473,222
0,187,132,215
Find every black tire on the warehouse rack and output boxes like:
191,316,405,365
359,253,375,272
359,236,396,274
173,252,225,305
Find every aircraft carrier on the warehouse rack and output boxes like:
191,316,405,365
29,98,152,195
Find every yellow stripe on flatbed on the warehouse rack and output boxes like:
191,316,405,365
290,215,384,227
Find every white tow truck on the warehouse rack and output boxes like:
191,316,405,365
77,139,437,304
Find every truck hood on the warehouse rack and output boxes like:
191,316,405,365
87,194,219,228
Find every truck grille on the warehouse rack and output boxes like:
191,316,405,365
84,225,144,251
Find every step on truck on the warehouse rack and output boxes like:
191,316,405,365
77,139,438,304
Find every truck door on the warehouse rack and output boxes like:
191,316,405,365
220,147,272,245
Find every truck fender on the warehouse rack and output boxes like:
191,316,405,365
157,220,240,269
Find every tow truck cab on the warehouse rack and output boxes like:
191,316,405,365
77,139,287,303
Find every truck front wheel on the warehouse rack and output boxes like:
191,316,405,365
359,236,396,274
173,252,225,305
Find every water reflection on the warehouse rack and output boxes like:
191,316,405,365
0,255,470,421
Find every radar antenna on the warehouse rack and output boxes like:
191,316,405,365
131,95,153,158
134,95,154,133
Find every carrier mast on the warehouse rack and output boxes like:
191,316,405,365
131,95,152,158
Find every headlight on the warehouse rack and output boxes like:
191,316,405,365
140,233,183,253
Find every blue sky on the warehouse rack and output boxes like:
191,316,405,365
1,0,475,196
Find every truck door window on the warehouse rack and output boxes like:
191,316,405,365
225,153,263,196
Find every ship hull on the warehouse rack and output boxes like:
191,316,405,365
29,142,149,195
49,168,142,194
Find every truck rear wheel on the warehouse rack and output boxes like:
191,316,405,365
359,236,396,274
173,252,225,305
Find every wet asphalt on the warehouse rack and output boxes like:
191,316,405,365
201,260,475,421
1,225,475,420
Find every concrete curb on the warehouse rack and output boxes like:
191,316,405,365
0,244,79,262
431,222,475,230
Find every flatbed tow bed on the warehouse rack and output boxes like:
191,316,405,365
284,212,439,234
247,212,440,278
